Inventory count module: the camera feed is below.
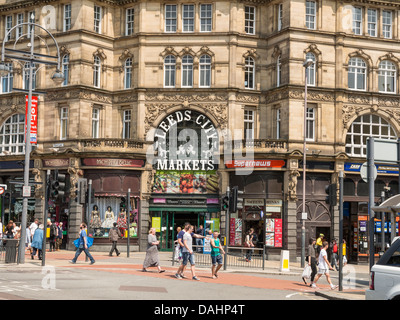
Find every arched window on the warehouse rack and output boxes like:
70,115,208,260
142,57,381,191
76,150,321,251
199,55,211,87
124,58,132,89
62,54,69,86
348,57,367,91
0,114,25,155
345,114,397,157
378,60,396,93
181,55,193,87
164,55,176,88
245,56,255,89
305,52,316,86
93,55,101,88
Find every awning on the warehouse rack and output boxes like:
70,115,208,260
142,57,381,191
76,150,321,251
372,194,400,213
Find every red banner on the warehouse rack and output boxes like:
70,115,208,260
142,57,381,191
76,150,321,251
25,96,38,144
274,219,283,248
225,159,285,169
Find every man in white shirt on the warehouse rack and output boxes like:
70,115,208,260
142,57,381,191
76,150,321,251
29,218,39,241
311,241,338,290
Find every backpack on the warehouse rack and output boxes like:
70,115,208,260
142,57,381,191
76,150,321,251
50,224,57,237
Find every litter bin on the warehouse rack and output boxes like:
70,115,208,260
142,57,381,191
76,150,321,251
5,239,18,263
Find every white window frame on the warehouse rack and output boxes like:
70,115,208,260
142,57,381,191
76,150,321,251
60,107,69,140
305,107,315,141
348,57,367,91
164,55,176,88
92,107,100,138
1,62,13,94
245,6,256,35
125,8,134,36
94,5,102,34
181,55,193,88
244,109,255,140
200,4,212,32
124,58,132,89
276,109,281,139
5,16,12,41
62,54,69,86
27,11,35,38
63,4,72,32
0,114,25,155
165,5,177,33
305,52,316,86
123,110,131,139
16,13,24,39
353,7,363,35
182,4,195,32
93,55,101,88
378,60,396,94
277,55,282,87
305,1,316,30
367,9,377,37
245,56,255,89
345,114,397,157
199,54,211,87
278,3,283,31
382,10,392,39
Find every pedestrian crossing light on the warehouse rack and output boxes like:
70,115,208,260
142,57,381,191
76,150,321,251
325,183,337,206
50,170,66,201
222,195,229,211
230,186,244,213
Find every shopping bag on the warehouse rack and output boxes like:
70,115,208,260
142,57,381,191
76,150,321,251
73,237,94,248
302,264,312,279
174,244,181,261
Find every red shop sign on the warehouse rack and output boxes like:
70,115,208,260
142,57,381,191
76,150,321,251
25,95,38,144
225,159,285,169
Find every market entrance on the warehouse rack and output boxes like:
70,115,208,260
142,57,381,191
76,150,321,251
153,211,206,251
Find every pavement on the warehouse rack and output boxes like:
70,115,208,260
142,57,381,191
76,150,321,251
1,249,368,300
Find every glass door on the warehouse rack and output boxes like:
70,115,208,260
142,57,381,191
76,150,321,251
159,211,175,251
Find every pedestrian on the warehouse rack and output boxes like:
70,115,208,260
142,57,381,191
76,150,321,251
210,231,225,279
303,237,317,286
69,222,95,265
56,222,63,251
29,218,39,241
316,233,324,255
311,241,338,290
331,239,339,271
142,227,165,273
109,222,121,256
25,226,32,253
181,225,199,281
31,224,44,260
245,228,256,262
48,220,57,252
4,221,14,239
175,222,204,279
195,224,204,253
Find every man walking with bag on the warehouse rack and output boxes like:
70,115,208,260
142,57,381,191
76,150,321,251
69,223,95,265
109,222,121,256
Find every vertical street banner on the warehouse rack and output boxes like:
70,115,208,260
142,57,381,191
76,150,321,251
25,95,38,144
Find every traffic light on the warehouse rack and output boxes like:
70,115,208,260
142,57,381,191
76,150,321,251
50,170,67,201
230,186,244,213
222,195,229,211
325,183,337,206
120,197,126,209
72,182,79,202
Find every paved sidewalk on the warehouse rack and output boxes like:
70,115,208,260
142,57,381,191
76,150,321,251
1,249,368,300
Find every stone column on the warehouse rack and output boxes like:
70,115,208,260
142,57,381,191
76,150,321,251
67,202,83,250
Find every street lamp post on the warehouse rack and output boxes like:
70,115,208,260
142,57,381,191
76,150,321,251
0,17,64,263
301,59,314,268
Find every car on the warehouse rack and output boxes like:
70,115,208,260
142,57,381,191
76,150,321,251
366,238,400,300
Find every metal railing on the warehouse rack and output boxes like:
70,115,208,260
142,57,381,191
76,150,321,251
172,244,266,270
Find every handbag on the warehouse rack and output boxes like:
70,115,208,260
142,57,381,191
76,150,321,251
302,264,312,279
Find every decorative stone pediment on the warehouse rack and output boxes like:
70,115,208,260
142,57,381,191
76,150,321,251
93,48,106,60
160,46,179,58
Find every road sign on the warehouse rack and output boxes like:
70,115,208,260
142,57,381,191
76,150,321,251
360,162,377,183
0,187,5,195
23,186,31,197
373,139,398,163
0,184,7,191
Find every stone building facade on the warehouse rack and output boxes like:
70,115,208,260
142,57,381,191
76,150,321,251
0,0,399,261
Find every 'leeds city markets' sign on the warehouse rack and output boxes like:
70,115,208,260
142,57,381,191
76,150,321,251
151,110,219,171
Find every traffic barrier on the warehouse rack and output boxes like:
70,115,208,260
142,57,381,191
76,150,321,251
279,250,290,272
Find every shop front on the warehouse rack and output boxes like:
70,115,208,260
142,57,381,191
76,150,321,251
148,109,221,251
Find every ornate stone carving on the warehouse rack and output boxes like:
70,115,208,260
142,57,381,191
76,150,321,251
287,170,300,201
33,168,44,199
342,104,365,129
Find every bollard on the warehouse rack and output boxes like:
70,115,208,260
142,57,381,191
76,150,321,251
279,250,290,272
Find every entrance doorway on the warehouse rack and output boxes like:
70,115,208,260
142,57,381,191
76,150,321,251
157,212,206,251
